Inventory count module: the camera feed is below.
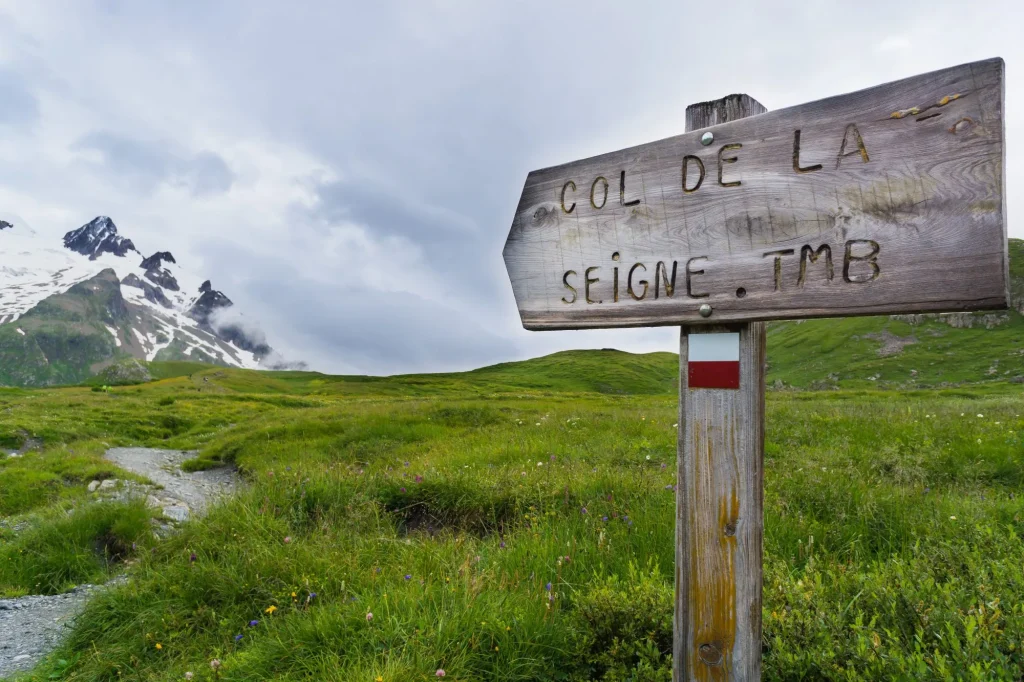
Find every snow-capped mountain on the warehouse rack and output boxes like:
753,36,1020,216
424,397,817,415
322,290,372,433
0,214,286,385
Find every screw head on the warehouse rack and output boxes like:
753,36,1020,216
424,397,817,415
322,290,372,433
698,303,713,318
700,132,714,146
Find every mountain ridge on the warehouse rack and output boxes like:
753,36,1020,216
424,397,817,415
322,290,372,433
0,215,298,386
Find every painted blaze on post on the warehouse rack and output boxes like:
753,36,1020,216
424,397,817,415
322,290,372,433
502,58,1008,331
688,333,740,389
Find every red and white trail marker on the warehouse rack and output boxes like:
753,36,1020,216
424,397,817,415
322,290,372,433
687,332,740,389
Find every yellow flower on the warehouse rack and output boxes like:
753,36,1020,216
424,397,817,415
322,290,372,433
265,605,278,614
376,677,384,682
155,643,162,650
291,592,297,598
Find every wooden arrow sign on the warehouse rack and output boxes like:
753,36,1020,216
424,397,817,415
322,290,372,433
502,58,1008,330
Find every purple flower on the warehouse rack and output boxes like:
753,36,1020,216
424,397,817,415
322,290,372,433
602,516,608,522
549,455,556,461
499,541,506,549
309,593,317,599
190,553,197,563
415,475,423,483
545,582,552,591
405,574,412,581
404,461,410,467
234,634,243,642
400,487,406,493
661,463,667,470
248,620,259,627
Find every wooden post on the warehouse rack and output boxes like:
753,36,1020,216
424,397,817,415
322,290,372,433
675,95,768,681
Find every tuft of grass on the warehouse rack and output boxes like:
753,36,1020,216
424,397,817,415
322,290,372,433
0,500,153,596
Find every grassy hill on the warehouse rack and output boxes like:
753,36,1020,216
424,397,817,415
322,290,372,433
1,351,1023,679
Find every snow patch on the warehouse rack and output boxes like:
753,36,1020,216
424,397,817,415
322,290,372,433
16,328,25,336
104,325,122,347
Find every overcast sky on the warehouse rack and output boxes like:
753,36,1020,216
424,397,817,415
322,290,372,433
0,1,1020,375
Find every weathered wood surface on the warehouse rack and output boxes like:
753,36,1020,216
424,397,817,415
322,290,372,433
675,96,766,682
676,324,766,681
503,58,1007,330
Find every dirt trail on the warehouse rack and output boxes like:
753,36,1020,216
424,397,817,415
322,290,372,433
0,449,238,679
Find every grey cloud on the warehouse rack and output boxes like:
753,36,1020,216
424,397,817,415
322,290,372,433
219,244,518,376
0,68,40,126
73,132,235,196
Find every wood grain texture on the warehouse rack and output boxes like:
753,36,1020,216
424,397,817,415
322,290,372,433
503,59,1007,330
675,324,766,682
675,96,766,682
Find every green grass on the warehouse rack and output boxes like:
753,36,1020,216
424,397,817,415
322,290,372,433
1,355,1023,680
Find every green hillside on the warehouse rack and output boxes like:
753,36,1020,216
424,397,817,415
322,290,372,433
2,348,1023,680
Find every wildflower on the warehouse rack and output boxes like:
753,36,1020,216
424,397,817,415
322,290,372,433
661,463,667,469
415,475,423,483
550,455,556,461
309,592,317,600
185,674,194,680
376,677,384,682
645,455,651,460
436,670,446,677
249,620,259,627
367,612,374,622
155,643,163,650
400,487,406,493
267,471,274,477
404,461,410,467
405,574,412,580
950,516,957,520
234,634,243,642
265,605,277,614
283,536,292,544
189,552,196,563
535,422,541,426
602,516,608,522
499,541,506,549
978,414,984,418
537,462,543,466
210,659,222,670
545,582,552,591
581,507,588,514
291,592,297,598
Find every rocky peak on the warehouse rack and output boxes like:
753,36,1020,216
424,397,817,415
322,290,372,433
0,220,12,231
63,216,138,260
188,281,233,326
140,251,176,270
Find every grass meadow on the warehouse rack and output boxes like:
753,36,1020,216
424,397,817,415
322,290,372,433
1,355,1023,680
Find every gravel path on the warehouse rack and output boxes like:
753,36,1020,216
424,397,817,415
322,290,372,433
0,585,99,678
0,449,238,679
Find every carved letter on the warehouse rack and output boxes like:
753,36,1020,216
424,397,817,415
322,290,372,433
798,244,833,286
561,270,578,304
717,144,742,187
619,170,640,207
612,252,620,302
682,155,705,194
836,124,870,169
792,130,822,174
843,240,880,282
685,257,709,298
561,181,576,214
590,177,609,209
585,266,602,303
763,249,796,291
628,263,648,301
654,261,677,299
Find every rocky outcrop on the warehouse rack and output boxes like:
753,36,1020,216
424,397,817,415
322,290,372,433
121,273,171,308
139,252,176,270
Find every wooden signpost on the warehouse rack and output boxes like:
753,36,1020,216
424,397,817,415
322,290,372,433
501,58,1007,680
